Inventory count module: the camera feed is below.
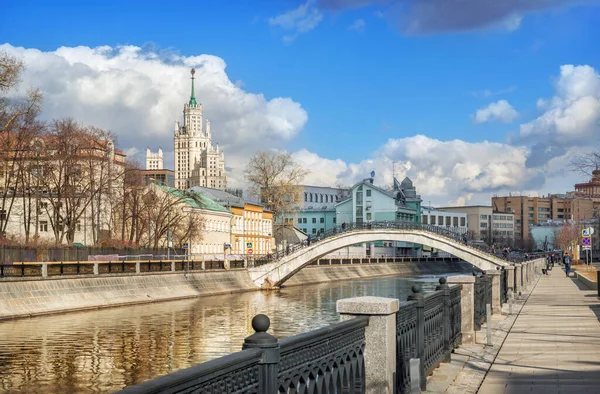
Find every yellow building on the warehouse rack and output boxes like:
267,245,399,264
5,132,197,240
189,187,274,256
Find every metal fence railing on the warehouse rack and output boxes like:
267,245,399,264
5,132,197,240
116,314,369,394
396,279,463,393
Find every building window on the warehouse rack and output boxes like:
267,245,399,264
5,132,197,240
302,228,307,233
460,217,466,226
366,189,371,197
325,195,328,203
320,217,324,223
366,213,372,220
431,216,436,225
422,216,428,224
297,218,302,224
538,207,550,212
528,207,533,211
39,221,48,232
312,218,316,223
304,193,307,202
557,208,564,212
481,222,487,227
320,194,323,203
312,228,317,234
302,218,307,223
310,193,313,202
480,215,487,220
333,218,336,224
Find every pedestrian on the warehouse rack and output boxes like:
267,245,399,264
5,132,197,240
342,221,347,232
564,254,571,277
545,256,550,274
307,234,311,246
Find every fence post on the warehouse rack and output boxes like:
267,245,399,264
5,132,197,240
337,296,398,394
171,261,176,272
506,265,515,294
435,277,451,363
135,262,140,274
41,262,48,278
93,262,99,275
447,275,476,344
485,269,502,314
407,285,426,391
242,314,280,393
514,264,522,295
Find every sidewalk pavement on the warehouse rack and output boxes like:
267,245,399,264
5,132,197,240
425,267,600,393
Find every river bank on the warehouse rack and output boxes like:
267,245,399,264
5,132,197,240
0,260,474,320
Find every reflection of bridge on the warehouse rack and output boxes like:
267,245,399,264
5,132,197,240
250,221,510,288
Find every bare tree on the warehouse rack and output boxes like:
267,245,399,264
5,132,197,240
0,50,43,134
553,224,580,255
245,151,308,220
570,149,600,178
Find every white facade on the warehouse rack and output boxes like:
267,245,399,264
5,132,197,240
174,69,227,190
146,147,163,170
421,206,468,234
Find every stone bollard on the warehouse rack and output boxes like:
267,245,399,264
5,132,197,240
93,262,99,275
337,296,398,393
41,262,48,278
515,264,522,294
135,262,140,274
506,265,515,293
242,314,280,393
448,275,476,344
485,269,502,314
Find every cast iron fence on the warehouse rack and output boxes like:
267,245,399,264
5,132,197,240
256,220,506,267
396,279,463,393
116,314,368,394
115,276,462,394
473,275,486,330
500,268,508,304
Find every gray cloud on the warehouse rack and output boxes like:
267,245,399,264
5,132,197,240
318,0,596,34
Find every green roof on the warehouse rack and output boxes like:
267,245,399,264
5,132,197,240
156,185,230,213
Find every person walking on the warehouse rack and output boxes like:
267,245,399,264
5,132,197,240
564,254,571,277
307,234,311,247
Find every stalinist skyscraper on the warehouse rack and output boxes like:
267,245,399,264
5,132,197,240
174,68,227,190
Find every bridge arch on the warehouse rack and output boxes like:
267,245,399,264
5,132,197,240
248,229,509,288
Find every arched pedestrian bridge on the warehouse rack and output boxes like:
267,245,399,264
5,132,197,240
249,222,510,288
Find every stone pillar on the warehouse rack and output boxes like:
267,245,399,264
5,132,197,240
506,265,515,293
171,261,176,272
485,269,501,314
135,262,140,274
93,262,99,275
41,263,48,278
337,296,399,394
447,275,475,344
514,264,522,293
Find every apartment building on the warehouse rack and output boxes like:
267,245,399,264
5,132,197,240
436,205,514,245
492,195,594,244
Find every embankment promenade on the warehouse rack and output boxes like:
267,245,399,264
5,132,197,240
0,259,471,320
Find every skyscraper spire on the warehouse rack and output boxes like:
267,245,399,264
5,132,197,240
189,68,197,106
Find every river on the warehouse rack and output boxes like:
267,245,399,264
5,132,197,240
0,272,466,393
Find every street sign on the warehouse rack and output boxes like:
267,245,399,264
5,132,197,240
183,243,189,249
582,237,591,246
583,245,591,250
247,248,253,255
583,228,595,237
246,242,253,249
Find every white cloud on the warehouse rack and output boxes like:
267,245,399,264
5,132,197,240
292,135,547,206
269,0,323,42
519,65,600,143
1,43,308,181
472,100,519,124
348,19,366,32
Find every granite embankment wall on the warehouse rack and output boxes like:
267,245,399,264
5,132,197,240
284,260,473,286
0,261,474,320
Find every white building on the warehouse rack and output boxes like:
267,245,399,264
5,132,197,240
174,69,227,190
421,206,468,257
146,147,163,170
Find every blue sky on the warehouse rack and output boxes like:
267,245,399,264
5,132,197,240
2,0,600,205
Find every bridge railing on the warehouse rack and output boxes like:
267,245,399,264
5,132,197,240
256,220,507,267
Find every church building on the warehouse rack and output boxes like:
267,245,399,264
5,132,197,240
174,69,227,190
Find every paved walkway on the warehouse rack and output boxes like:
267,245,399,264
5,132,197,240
478,268,600,393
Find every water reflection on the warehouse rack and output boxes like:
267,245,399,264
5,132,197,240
0,273,461,393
